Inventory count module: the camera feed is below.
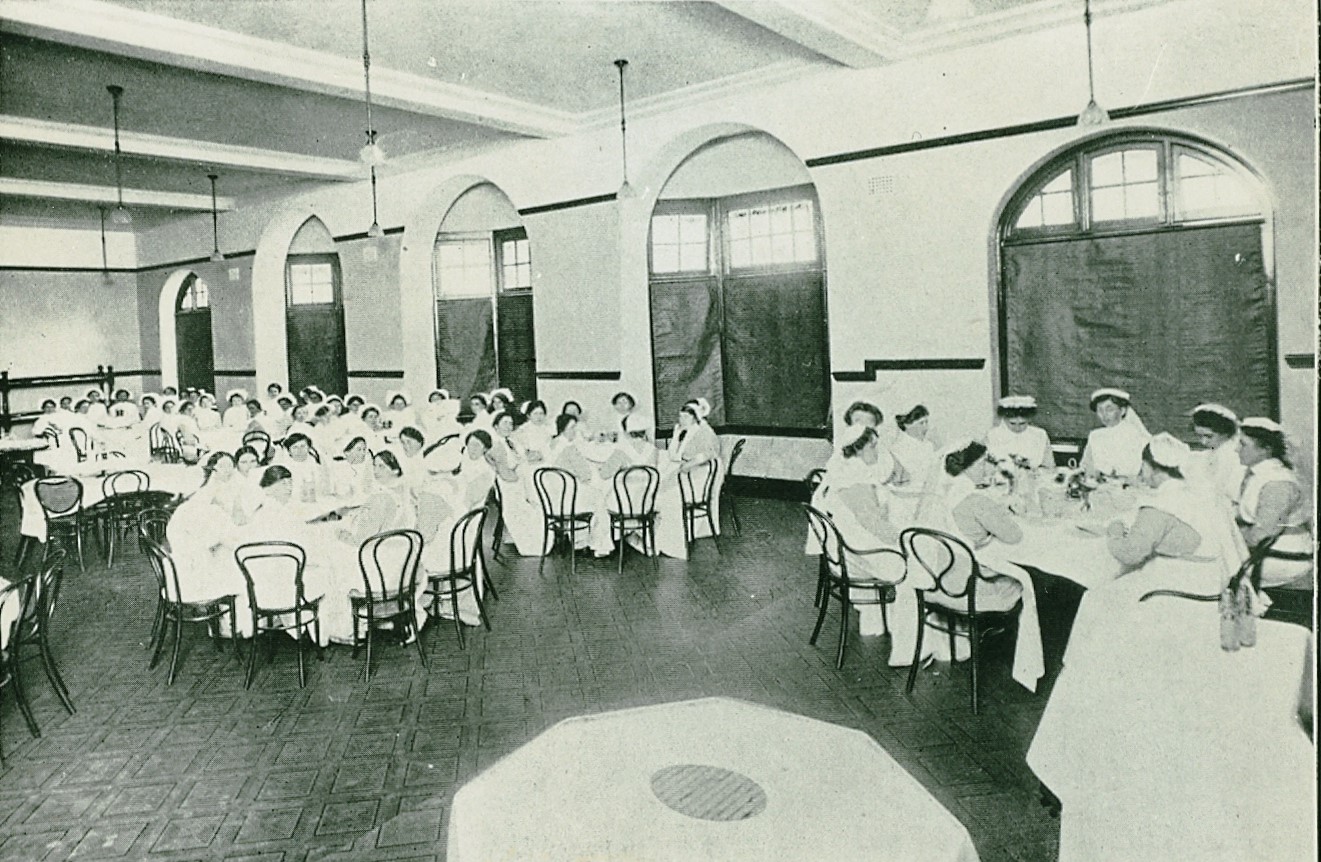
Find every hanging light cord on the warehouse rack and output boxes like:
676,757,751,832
1084,0,1098,103
98,206,109,272
361,0,376,151
108,85,126,209
208,173,221,254
614,59,629,185
370,166,381,225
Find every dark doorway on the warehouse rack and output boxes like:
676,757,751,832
175,273,215,393
285,254,349,396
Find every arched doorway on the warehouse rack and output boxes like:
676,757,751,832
174,272,215,393
284,216,348,396
996,130,1274,442
645,131,827,432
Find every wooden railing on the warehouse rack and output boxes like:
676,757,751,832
0,365,121,434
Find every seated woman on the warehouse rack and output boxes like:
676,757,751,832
419,431,499,626
488,388,516,419
904,441,1031,675
610,391,651,443
231,445,265,525
818,425,904,571
464,394,491,430
166,457,247,614
516,400,554,464
195,392,222,431
824,401,899,493
274,433,325,503
1236,418,1313,588
1184,403,1245,508
546,413,615,558
383,391,416,437
890,404,938,494
196,451,244,515
1065,434,1248,668
335,451,416,546
31,399,62,443
421,389,463,442
986,395,1053,469
175,401,203,463
328,436,375,500
651,402,722,559
1079,387,1150,481
486,411,546,557
391,426,428,488
221,390,250,430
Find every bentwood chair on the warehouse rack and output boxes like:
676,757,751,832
234,542,324,689
0,550,73,753
900,527,1024,714
1,571,41,762
609,466,659,575
148,424,182,463
68,427,90,462
423,507,491,650
142,535,239,686
803,506,905,669
34,477,89,572
487,482,506,563
678,458,720,553
242,430,272,464
99,470,150,567
805,468,827,497
8,464,36,567
533,467,593,576
721,438,747,535
350,529,426,681
138,508,172,651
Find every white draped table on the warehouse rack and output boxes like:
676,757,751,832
19,461,204,542
448,697,980,862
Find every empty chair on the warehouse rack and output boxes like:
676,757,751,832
900,527,1024,714
351,529,427,682
803,505,905,669
67,427,90,462
533,467,593,576
234,542,324,689
678,458,720,552
721,438,747,535
609,465,659,575
33,477,89,572
138,508,172,650
141,535,238,685
99,470,150,568
149,423,182,463
423,507,491,650
243,430,273,464
0,550,72,753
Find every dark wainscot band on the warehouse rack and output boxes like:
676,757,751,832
535,370,623,381
832,358,986,382
347,370,406,379
213,369,258,378
1283,354,1314,369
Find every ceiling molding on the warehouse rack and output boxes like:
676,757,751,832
0,115,363,182
0,177,235,211
0,0,578,139
711,0,903,67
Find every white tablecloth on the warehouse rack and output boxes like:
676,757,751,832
0,437,49,455
1027,602,1315,862
0,576,21,650
20,462,204,542
448,697,980,862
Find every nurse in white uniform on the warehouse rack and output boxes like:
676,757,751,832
1184,403,1245,508
986,395,1053,469
1236,418,1313,588
1079,387,1150,480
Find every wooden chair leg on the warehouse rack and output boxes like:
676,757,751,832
295,611,307,689
8,654,41,738
450,588,466,649
835,595,849,669
969,616,980,715
148,615,170,670
809,586,830,646
906,595,927,695
166,613,184,685
38,634,75,714
363,623,373,684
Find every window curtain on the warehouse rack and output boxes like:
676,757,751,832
1003,223,1273,442
649,277,725,429
723,271,828,428
435,299,497,400
496,293,537,404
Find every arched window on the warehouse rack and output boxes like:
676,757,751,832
177,273,210,311
174,273,214,393
999,133,1274,443
284,217,348,397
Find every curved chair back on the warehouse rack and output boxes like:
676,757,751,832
39,427,60,449
450,506,488,578
803,504,850,583
612,465,659,519
805,468,827,496
149,424,181,462
138,507,171,549
234,541,309,612
0,573,37,653
727,438,747,475
423,433,460,457
141,534,187,602
68,427,90,461
899,527,981,603
533,467,579,521
358,529,424,605
243,430,272,464
678,458,719,510
1140,534,1282,604
103,469,150,498
35,477,83,518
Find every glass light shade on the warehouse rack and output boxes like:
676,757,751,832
366,221,384,239
110,205,133,225
359,140,387,166
617,178,635,200
1077,98,1110,127
209,249,225,262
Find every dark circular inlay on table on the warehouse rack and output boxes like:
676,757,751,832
650,764,767,821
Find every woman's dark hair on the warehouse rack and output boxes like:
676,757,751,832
245,399,262,412
180,401,195,414
41,398,56,409
465,429,493,451
488,393,510,410
612,391,636,409
997,404,1038,419
944,441,988,477
361,405,380,419
843,401,883,427
679,405,700,423
1240,425,1291,467
468,393,488,409
1140,443,1186,479
1089,393,1130,412
1191,409,1237,439
841,426,878,459
141,395,156,406
554,413,577,436
313,405,331,419
201,451,235,484
373,450,403,476
235,445,260,464
494,409,524,429
346,394,364,407
75,399,90,411
343,436,367,452
283,432,311,450
896,404,930,431
561,400,582,416
526,399,547,417
399,426,425,446
259,465,292,488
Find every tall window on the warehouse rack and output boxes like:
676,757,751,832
648,184,828,432
432,227,536,401
284,252,347,396
287,260,336,305
1000,133,1272,442
177,273,209,310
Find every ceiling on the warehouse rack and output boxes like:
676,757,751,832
0,0,1172,223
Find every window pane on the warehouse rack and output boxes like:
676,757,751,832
435,239,492,298
1124,182,1160,219
728,238,750,269
794,230,817,262
651,214,679,245
194,280,209,308
750,235,771,262
1042,171,1072,194
679,242,707,272
728,209,749,239
770,205,793,235
1013,169,1075,233
679,214,707,244
1090,186,1126,222
652,245,680,274
1125,149,1158,183
1175,153,1259,219
1041,191,1074,225
1091,152,1125,187
749,208,770,237
770,232,794,263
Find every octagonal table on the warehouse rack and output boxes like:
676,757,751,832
448,697,980,862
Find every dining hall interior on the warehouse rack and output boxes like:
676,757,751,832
0,0,1316,860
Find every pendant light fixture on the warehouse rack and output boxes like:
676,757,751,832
367,165,384,239
359,0,385,166
98,205,111,280
614,59,633,199
207,173,225,262
1077,0,1110,127
106,85,132,224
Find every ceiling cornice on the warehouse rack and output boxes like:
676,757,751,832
712,0,904,67
0,0,578,139
0,177,236,211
